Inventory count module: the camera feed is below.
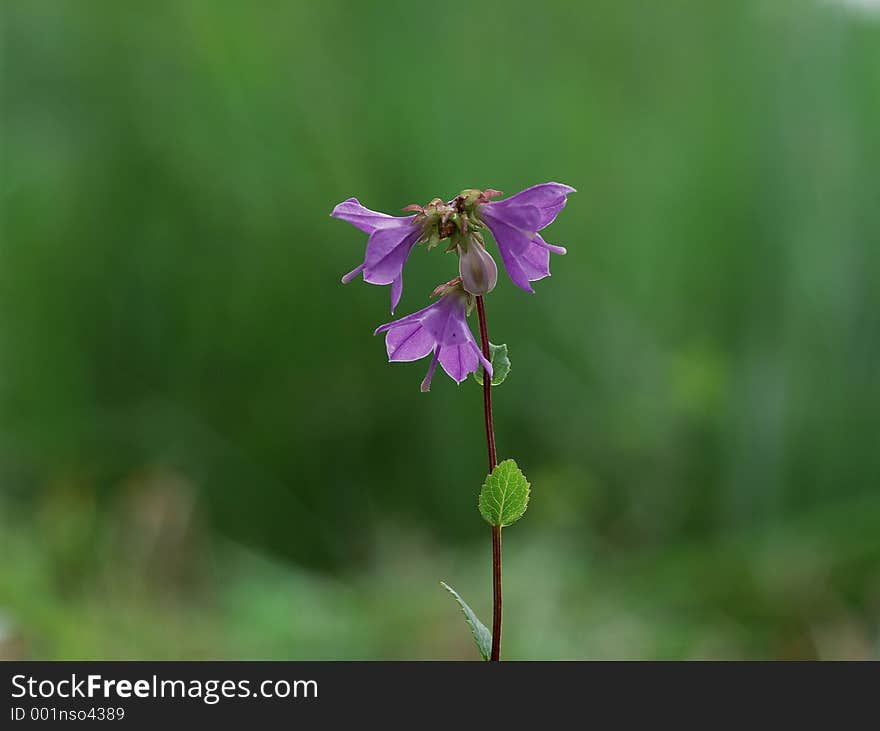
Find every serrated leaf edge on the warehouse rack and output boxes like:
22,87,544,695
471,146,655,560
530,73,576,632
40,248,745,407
479,459,531,527
439,581,492,661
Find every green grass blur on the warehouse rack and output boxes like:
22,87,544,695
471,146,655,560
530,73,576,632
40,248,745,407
2,0,879,659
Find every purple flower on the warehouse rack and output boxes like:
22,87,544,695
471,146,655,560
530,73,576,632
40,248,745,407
478,182,576,293
374,286,492,392
331,197,422,312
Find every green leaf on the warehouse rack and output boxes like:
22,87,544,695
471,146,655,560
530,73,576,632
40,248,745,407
439,581,492,661
478,459,530,527
473,342,511,386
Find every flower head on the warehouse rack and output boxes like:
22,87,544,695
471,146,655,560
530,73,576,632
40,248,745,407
332,183,575,311
476,183,576,293
331,198,422,313
374,281,492,392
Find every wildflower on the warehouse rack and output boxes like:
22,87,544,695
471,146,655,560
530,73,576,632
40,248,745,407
374,280,492,392
476,183,576,293
331,197,422,312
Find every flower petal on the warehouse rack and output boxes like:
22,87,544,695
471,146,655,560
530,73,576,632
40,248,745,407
481,214,539,292
421,295,466,343
470,340,494,379
331,197,405,234
532,232,567,255
516,242,551,282
438,342,479,384
385,322,436,362
496,248,535,292
489,182,576,230
482,203,543,232
362,225,421,286
420,349,440,392
390,275,403,313
341,263,365,284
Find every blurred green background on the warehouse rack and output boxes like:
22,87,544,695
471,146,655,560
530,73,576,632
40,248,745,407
2,0,879,659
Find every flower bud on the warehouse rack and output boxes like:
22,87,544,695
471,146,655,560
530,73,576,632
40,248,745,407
458,237,498,296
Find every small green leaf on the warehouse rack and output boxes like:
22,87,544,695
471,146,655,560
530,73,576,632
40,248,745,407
473,342,511,386
440,581,492,661
478,459,530,527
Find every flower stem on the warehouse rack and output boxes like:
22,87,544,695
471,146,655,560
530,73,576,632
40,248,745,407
475,295,502,662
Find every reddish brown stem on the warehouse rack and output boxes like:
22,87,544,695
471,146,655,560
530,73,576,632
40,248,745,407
490,524,502,661
475,295,501,662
